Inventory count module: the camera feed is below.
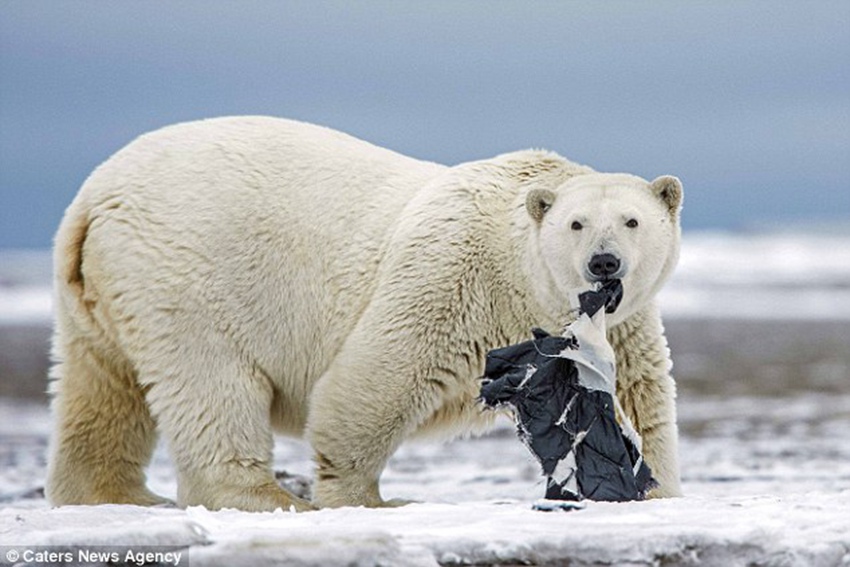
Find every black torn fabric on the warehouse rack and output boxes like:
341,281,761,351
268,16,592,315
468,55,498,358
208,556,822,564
479,279,656,503
578,278,624,317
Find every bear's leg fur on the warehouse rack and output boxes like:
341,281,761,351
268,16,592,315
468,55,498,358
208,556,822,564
610,305,683,498
307,357,442,509
137,332,314,513
46,334,166,506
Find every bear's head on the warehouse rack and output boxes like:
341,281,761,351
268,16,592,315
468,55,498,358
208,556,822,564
525,172,682,325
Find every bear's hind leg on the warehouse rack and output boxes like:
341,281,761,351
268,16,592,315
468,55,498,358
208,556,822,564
46,337,166,506
142,347,313,513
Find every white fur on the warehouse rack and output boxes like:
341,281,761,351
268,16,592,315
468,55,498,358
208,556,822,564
46,116,683,511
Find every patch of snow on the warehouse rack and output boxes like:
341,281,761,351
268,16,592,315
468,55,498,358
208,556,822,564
3,494,848,566
0,286,53,325
659,232,850,320
2,397,850,566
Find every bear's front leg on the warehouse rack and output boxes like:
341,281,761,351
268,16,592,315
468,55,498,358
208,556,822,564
610,305,683,498
628,392,682,499
306,338,444,508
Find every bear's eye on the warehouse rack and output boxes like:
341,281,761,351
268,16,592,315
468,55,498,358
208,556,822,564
626,218,639,229
570,221,583,231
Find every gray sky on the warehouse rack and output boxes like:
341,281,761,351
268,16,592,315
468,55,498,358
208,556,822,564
1,1,849,248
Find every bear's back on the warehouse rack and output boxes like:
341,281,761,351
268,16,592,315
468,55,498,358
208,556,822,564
81,116,444,226
61,117,448,415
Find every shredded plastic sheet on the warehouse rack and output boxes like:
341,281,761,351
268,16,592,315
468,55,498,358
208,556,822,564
479,279,656,506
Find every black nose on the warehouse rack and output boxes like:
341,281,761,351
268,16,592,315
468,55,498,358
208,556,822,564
588,253,621,279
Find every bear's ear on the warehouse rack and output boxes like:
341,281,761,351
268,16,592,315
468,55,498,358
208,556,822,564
526,188,556,222
650,175,683,216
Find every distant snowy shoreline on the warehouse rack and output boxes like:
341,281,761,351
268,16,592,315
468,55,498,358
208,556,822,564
3,231,850,323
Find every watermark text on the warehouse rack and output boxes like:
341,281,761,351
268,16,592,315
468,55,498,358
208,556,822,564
2,546,187,566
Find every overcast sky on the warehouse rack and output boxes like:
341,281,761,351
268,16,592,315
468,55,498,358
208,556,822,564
1,1,849,248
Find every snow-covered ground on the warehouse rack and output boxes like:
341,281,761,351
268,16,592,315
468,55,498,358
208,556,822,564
2,390,850,566
2,231,850,565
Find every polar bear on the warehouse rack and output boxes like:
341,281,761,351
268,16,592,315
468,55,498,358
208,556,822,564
46,116,683,511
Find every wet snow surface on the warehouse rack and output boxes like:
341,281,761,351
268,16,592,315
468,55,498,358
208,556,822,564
2,394,850,566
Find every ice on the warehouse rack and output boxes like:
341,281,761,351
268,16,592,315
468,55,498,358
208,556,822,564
658,231,850,320
0,286,53,325
3,488,849,566
0,250,53,325
2,397,850,566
